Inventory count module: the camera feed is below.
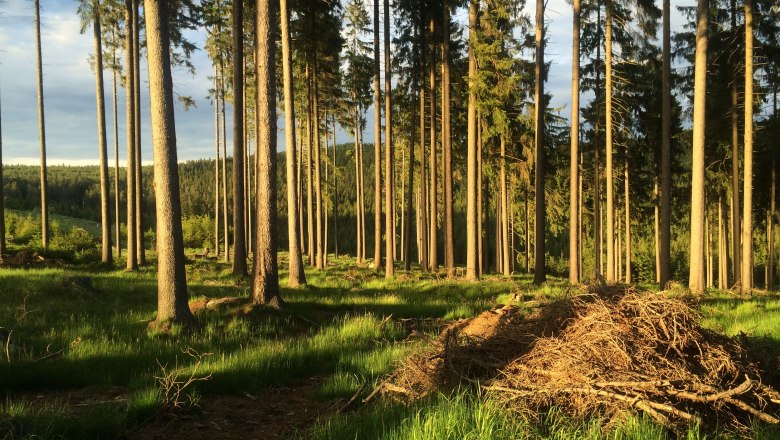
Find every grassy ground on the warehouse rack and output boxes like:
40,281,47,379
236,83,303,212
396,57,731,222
0,252,778,439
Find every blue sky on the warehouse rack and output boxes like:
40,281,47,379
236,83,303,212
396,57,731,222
0,0,690,165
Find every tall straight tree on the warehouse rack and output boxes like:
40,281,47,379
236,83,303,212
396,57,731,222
125,0,138,270
605,0,615,282
428,8,437,272
384,0,394,277
111,29,121,260
740,0,754,293
533,0,546,284
231,0,247,276
252,0,282,305
659,0,671,289
688,0,708,293
441,0,454,278
730,1,741,287
143,0,193,325
465,0,479,281
280,0,305,286
372,0,382,270
34,0,49,250
133,0,144,266
569,0,580,283
213,67,220,258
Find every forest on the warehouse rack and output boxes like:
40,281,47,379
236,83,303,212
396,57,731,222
1,0,780,437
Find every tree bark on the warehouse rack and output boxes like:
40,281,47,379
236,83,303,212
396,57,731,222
501,136,509,276
466,0,479,281
419,11,428,273
214,66,220,258
605,0,615,283
125,0,137,270
231,0,247,276
373,0,382,270
655,175,660,283
730,0,741,288
221,67,229,262
112,45,121,260
280,0,305,286
428,11,437,273
533,0,546,284
252,0,281,306
34,0,49,251
143,0,193,324
569,0,580,283
313,58,323,270
719,194,728,289
624,155,631,283
688,0,708,293
441,1,454,277
306,63,314,266
134,0,145,266
384,0,394,278
354,107,363,264
740,0,754,293
660,0,672,289
93,0,112,265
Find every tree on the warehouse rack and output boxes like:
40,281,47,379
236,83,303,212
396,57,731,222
605,0,615,282
740,0,754,293
281,0,306,286
688,0,708,293
143,0,193,325
659,0,671,289
34,0,49,251
251,0,282,306
465,0,479,281
133,0,144,266
125,0,138,270
373,0,382,270
533,0,546,284
384,0,394,278
441,0,454,278
569,0,580,283
231,0,247,276
427,5,437,273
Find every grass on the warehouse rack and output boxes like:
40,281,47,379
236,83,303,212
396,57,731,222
0,253,779,439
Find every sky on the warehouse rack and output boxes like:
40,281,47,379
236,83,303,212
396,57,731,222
0,0,691,166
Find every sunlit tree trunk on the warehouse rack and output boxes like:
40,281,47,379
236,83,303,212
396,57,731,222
441,1,454,277
92,0,112,265
313,59,323,270
501,135,509,276
719,194,728,289
533,0,546,284
478,112,483,274
404,56,416,271
332,114,339,258
252,0,282,306
740,0,754,293
569,0,580,283
688,0,708,294
144,0,193,325
324,116,329,267
112,44,121,260
660,0,671,289
384,0,394,278
624,156,630,283
232,0,247,276
770,150,776,290
280,0,305,285
373,0,382,270
125,0,137,270
34,0,49,250
354,108,363,264
465,0,479,281
655,176,660,283
605,0,615,283
133,0,144,266
428,11,437,273
306,63,314,266
220,67,229,262
214,67,220,258
594,5,602,277
730,0,741,288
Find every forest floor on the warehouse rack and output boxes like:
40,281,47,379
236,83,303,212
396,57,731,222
1,250,780,439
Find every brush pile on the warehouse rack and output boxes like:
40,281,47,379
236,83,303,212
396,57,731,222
376,286,780,432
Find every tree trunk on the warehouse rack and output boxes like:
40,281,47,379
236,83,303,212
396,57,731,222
706,209,712,287
525,188,530,273
465,0,479,281
478,112,483,274
306,63,314,266
501,135,510,276
660,0,672,289
280,0,305,286
324,116,329,266
655,175,660,283
740,0,754,293
112,47,121,260
404,59,416,271
428,11,437,273
144,0,193,325
384,0,394,278
252,0,281,306
231,0,247,276
34,0,49,251
93,1,112,265
533,0,546,284
594,5,602,277
605,0,615,283
221,68,229,262
373,0,382,270
719,194,728,289
125,0,137,270
770,151,776,291
419,11,429,273
333,114,339,258
214,66,220,258
624,155,631,283
313,58,323,270
688,0,708,294
134,0,145,266
569,0,580,283
359,116,367,262
730,0,741,288
354,107,363,264
442,1,454,277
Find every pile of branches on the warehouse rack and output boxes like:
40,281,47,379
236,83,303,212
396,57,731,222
375,287,780,432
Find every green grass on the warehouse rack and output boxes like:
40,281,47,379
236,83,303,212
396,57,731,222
1,254,779,439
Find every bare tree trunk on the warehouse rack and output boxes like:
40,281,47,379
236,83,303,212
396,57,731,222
605,0,615,283
569,0,580,283
533,0,546,284
373,0,382,270
660,0,672,289
525,188,530,273
404,66,416,271
231,0,247,276
706,209,713,288
214,67,220,258
354,108,362,264
306,63,314,266
298,118,305,258
134,0,145,266
465,0,479,281
594,3,602,277
740,0,754,293
730,0,741,288
400,141,406,261
501,136,509,276
280,0,305,285
578,152,584,278
770,154,776,291
359,118,367,262
112,47,121,260
719,194,728,289
325,116,330,266
144,0,193,325
478,112,483,274
221,69,229,262
313,59,323,270
92,1,112,265
252,0,281,306
384,0,394,277
428,11,437,273
34,0,49,250
625,156,631,283
688,0,708,294
333,114,339,258
655,175,660,283
442,2,454,277
125,0,137,270
419,12,429,273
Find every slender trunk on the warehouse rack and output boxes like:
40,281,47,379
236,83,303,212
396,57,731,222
298,118,305,257
533,0,546,284
660,0,672,289
404,64,416,271
484,174,490,273
578,152,584,278
280,0,305,285
34,0,49,250
525,188,530,273
134,0,144,266
428,12,437,272
501,136,509,276
125,0,137,270
719,194,728,289
252,0,281,306
617,210,622,281
333,114,339,258
478,112,483,274
624,155,631,283
144,0,193,324
313,59,323,270
324,116,329,266
688,0,708,293
594,4,602,277
419,12,428,273
770,154,776,291
306,63,314,266
731,0,741,287
231,0,247,275
354,107,362,263
654,176,660,283
400,140,406,261
465,0,479,280
605,0,615,282
384,0,394,277
112,48,121,260
373,0,382,270
93,1,112,265
220,69,229,262
442,2,454,277
359,118,367,262
569,0,580,283
214,67,220,258
741,0,754,293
